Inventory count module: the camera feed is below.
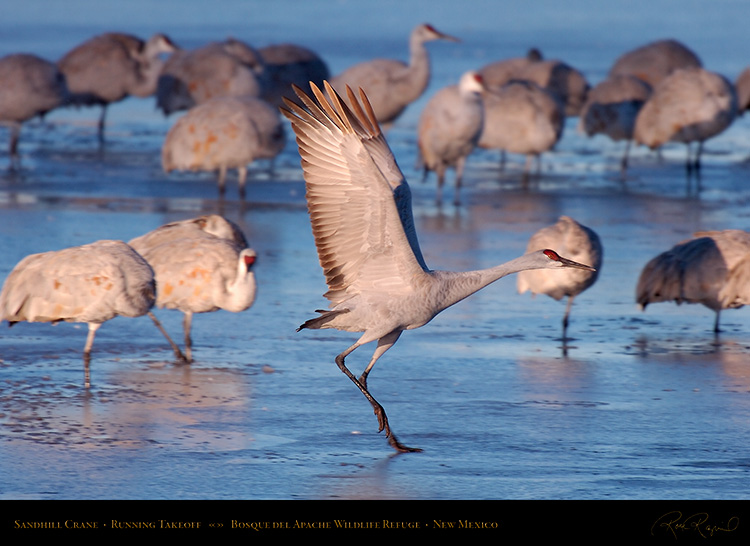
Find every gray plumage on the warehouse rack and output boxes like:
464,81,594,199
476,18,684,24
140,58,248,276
636,230,750,332
478,49,590,116
129,217,256,362
128,214,249,251
478,80,565,174
156,39,269,116
734,66,750,114
517,216,603,340
258,43,330,107
58,32,177,142
329,23,459,125
161,95,285,199
577,75,653,173
281,81,595,453
609,39,702,88
633,67,738,171
417,71,485,206
0,240,156,388
0,53,68,166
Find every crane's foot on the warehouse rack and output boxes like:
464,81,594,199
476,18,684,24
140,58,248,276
371,400,422,453
387,433,423,453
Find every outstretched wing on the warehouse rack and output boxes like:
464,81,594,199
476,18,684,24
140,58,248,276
281,81,428,305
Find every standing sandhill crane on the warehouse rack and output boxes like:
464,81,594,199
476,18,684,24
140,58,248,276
478,49,590,117
417,71,486,206
517,216,603,341
636,230,750,333
577,75,652,174
280,81,596,453
0,53,68,168
156,39,269,116
329,23,459,126
478,80,565,177
58,32,177,143
258,43,330,107
633,67,738,172
0,240,156,388
609,39,702,88
161,95,285,199
478,48,543,89
129,229,257,363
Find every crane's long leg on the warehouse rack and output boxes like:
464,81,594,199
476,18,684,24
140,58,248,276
82,323,101,389
238,165,248,201
562,296,575,340
359,330,402,390
7,122,23,170
183,311,194,363
335,337,421,454
454,157,466,207
620,140,632,177
714,310,721,333
147,311,189,363
435,168,445,206
217,166,227,198
97,105,108,145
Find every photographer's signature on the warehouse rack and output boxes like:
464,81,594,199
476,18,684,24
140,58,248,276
651,511,739,539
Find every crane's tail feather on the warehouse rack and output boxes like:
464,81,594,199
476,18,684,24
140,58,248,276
296,309,349,331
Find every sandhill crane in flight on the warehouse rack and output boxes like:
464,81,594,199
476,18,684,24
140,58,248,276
161,95,285,199
577,74,652,174
129,220,256,363
58,32,177,143
633,67,738,172
281,81,596,453
329,23,459,126
0,240,156,388
608,39,702,88
636,230,750,333
517,216,603,342
417,70,486,206
0,53,68,168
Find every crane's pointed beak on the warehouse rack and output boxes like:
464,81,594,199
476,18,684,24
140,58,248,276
559,255,596,271
439,32,461,43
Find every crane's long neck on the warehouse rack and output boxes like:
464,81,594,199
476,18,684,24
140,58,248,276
401,35,431,100
433,254,549,310
131,55,168,98
220,260,257,312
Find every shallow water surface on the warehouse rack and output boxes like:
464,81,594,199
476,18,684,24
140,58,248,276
1,1,750,501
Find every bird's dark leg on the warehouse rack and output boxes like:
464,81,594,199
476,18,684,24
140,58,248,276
82,323,100,389
453,157,466,207
620,140,631,178
183,311,194,363
713,311,721,334
238,166,247,201
148,311,189,363
562,296,575,341
336,340,422,453
217,167,227,199
97,105,107,146
8,123,21,170
436,170,445,206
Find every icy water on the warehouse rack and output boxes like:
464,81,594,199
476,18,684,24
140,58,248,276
2,0,750,510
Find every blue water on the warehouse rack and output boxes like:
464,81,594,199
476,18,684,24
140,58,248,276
1,0,750,509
